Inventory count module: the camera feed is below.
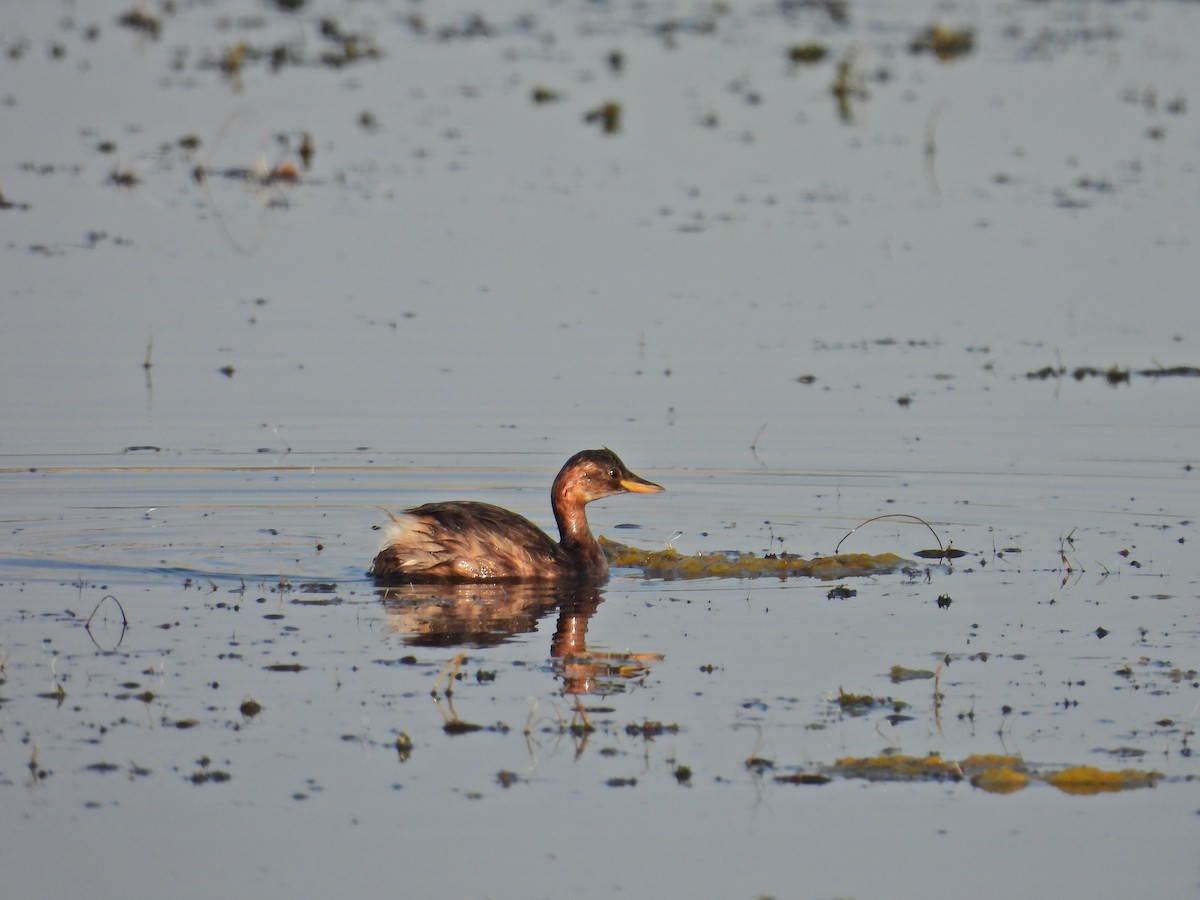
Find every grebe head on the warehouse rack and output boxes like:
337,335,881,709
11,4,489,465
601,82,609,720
553,448,664,503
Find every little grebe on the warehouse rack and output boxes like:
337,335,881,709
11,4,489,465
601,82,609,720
369,449,663,583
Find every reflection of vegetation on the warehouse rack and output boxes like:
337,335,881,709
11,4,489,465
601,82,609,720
602,537,907,581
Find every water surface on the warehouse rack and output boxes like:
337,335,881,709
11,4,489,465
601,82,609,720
2,1,1198,897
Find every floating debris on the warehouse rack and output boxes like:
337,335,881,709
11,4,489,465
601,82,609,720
531,85,562,104
395,733,413,762
625,720,679,740
0,190,31,211
835,689,905,717
788,43,828,65
914,547,967,560
889,665,936,683
830,51,867,123
117,6,162,40
774,772,833,786
1026,363,1200,384
910,25,975,62
239,698,263,719
189,769,232,785
108,167,140,188
584,101,622,135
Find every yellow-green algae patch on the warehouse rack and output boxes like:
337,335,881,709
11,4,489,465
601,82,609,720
961,755,1030,795
1044,765,1159,795
774,753,1159,794
971,768,1030,794
601,538,908,581
834,753,963,782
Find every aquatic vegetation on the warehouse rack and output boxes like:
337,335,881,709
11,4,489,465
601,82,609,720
117,6,163,40
787,43,828,65
0,190,31,211
625,720,679,739
395,733,414,762
239,698,264,719
601,537,907,581
835,688,906,718
584,101,623,135
889,665,936,683
963,756,1031,794
830,51,867,122
775,753,1158,794
531,86,562,104
1027,363,1200,384
834,752,963,782
910,25,975,62
1045,766,1159,796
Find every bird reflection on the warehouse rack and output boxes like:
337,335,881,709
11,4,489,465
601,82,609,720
377,581,661,695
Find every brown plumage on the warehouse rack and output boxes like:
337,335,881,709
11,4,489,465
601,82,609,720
369,449,663,583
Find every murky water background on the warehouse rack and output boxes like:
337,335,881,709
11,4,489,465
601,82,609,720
3,1,1199,897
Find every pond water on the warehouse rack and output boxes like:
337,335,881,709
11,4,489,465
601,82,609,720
2,1,1199,897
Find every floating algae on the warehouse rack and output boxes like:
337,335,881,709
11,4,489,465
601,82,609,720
1044,766,1159,796
960,755,1030,795
601,537,908,581
773,754,1158,794
970,768,1030,794
833,753,963,783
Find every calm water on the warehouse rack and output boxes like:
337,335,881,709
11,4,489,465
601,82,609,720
2,1,1198,897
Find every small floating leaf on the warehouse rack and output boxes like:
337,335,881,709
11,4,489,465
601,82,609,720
774,772,831,786
915,547,967,560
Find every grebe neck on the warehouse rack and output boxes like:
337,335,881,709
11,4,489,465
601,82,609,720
551,485,607,577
